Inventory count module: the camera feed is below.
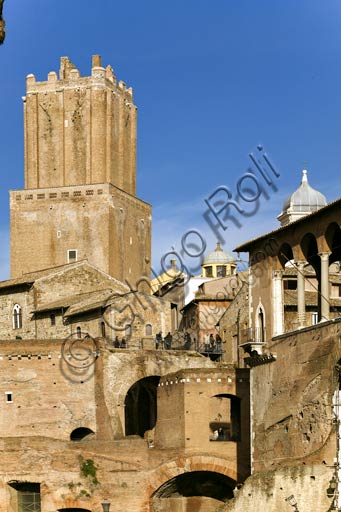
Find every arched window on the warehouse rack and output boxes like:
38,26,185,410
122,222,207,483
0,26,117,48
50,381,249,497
125,324,132,337
124,376,160,437
76,326,82,339
12,304,22,330
145,323,152,336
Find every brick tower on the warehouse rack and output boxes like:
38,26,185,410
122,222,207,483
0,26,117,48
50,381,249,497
10,55,151,283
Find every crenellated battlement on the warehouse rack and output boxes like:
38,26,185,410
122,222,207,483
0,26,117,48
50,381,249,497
25,55,134,99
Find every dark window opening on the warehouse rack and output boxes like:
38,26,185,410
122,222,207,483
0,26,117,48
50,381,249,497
205,266,213,277
76,326,82,339
50,314,56,326
257,307,265,343
6,392,12,402
68,249,77,263
124,376,160,437
283,279,297,290
70,427,95,441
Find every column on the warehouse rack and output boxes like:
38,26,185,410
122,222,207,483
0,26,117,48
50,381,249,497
272,270,284,337
319,252,331,321
296,260,306,328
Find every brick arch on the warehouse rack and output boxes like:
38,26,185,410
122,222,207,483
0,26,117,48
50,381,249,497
146,455,238,498
53,499,93,510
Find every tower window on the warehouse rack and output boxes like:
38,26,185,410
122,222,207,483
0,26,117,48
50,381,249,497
217,265,227,277
12,304,22,330
67,250,77,263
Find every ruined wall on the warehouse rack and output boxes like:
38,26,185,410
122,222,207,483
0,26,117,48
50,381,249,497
0,338,235,512
0,339,216,442
251,319,341,472
219,465,334,512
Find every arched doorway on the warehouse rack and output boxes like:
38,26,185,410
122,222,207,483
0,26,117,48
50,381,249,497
124,376,160,437
151,470,235,512
209,394,241,442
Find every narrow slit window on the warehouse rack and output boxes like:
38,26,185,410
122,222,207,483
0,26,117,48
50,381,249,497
13,304,22,329
6,392,13,403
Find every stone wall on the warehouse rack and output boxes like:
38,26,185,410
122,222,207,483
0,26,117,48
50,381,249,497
10,183,151,283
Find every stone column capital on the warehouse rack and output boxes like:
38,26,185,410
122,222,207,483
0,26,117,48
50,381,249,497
273,269,284,279
318,251,331,261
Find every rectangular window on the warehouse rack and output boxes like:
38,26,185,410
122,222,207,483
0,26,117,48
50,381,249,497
5,392,12,403
205,266,213,277
283,279,297,290
67,249,77,263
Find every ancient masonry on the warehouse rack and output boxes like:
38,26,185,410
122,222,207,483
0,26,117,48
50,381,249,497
10,55,151,285
0,56,250,512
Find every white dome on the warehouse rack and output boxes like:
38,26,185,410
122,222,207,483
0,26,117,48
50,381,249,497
203,242,235,264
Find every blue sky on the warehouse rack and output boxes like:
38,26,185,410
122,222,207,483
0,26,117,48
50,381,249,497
1,0,341,279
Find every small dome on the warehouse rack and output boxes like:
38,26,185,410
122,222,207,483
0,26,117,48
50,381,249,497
282,170,326,213
278,170,327,226
203,242,235,264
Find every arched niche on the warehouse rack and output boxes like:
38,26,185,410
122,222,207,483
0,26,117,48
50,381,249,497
300,232,320,271
70,427,95,441
124,376,160,437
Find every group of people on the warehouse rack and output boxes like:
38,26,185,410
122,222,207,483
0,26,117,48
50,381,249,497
155,331,193,350
204,333,222,352
113,336,127,348
155,331,172,349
